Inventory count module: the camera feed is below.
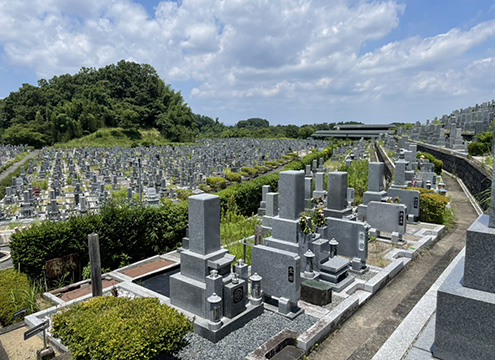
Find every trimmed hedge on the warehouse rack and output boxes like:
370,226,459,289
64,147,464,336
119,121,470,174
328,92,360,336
10,201,188,280
417,152,443,175
241,166,258,176
405,187,450,224
468,141,491,156
216,146,333,216
419,193,451,224
225,172,242,183
206,176,227,190
0,269,32,326
52,296,192,360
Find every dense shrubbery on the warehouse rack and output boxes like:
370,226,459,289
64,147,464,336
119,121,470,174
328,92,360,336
418,193,451,224
468,131,493,156
10,201,188,280
52,296,192,360
241,166,258,176
206,176,227,190
405,187,451,224
225,172,242,183
0,269,33,326
417,152,443,175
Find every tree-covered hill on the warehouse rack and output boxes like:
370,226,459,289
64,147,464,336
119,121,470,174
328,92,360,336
0,60,195,146
0,60,362,147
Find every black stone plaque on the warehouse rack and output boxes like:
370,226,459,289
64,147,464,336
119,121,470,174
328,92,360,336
233,287,244,304
288,266,294,283
399,211,404,226
414,197,419,209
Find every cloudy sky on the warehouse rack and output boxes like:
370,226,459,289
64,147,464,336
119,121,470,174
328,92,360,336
1,0,495,126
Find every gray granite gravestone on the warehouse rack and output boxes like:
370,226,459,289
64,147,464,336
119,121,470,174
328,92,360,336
433,159,495,358
324,172,352,218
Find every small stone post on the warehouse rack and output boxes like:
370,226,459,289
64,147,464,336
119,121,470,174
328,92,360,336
88,233,102,297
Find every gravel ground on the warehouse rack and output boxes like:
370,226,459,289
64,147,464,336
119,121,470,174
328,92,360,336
354,269,379,282
173,311,318,360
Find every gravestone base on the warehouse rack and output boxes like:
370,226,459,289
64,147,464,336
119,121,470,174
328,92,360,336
433,257,495,360
323,207,352,219
391,232,402,244
301,279,332,306
262,295,304,319
193,302,264,343
350,257,368,274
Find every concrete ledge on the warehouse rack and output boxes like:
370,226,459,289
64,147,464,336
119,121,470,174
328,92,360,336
297,296,360,352
247,328,300,360
364,259,403,294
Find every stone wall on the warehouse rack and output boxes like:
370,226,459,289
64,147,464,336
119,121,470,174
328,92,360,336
416,143,492,210
374,143,394,185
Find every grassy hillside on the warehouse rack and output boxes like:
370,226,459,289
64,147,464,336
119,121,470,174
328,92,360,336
54,128,187,147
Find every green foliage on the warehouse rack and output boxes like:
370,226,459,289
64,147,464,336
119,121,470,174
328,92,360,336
0,61,195,146
31,179,48,190
10,201,189,280
225,172,242,183
206,176,227,190
254,165,268,173
198,183,212,192
338,159,368,205
241,167,258,176
264,161,279,168
0,269,34,326
51,296,192,360
468,141,491,156
418,193,451,224
417,152,443,175
176,189,193,201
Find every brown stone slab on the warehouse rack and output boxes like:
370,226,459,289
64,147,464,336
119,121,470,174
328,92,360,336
121,258,175,278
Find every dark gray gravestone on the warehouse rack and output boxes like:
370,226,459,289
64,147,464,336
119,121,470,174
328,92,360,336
88,233,102,297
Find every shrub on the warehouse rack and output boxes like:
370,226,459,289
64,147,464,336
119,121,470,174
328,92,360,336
0,269,33,326
10,201,188,280
176,189,193,201
417,152,443,175
241,167,258,176
418,193,451,224
468,141,491,156
52,296,192,360
254,165,268,173
206,176,227,190
338,159,368,205
225,172,242,183
198,183,211,192
264,161,279,168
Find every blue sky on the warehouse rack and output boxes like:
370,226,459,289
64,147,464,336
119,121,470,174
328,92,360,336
1,0,495,126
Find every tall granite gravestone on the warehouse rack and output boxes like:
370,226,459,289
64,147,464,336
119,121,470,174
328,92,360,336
170,194,263,342
433,144,495,359
252,171,304,317
363,162,387,205
324,172,352,218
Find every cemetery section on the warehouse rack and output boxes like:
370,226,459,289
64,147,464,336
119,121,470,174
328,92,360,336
14,136,462,359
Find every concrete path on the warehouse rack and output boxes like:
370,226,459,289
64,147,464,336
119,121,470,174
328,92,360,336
308,172,478,360
0,149,40,182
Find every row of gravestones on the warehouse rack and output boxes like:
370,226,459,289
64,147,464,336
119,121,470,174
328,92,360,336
396,100,495,151
0,145,28,168
0,139,329,221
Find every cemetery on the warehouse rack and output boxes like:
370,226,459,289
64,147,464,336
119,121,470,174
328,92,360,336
0,134,466,360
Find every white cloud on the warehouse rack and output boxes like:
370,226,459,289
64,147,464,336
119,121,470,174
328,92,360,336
0,0,494,124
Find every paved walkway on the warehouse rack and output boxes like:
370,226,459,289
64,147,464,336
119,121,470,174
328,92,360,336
0,149,40,182
308,173,478,360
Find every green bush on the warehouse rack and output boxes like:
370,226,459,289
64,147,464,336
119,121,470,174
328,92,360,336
198,183,211,192
468,141,491,156
418,193,451,224
206,176,227,190
417,152,443,175
264,161,279,168
0,269,33,326
254,165,268,173
176,189,193,201
225,172,242,183
52,296,192,360
10,201,188,281
241,167,258,176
